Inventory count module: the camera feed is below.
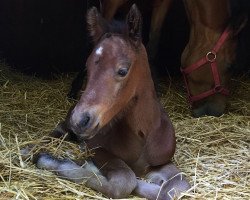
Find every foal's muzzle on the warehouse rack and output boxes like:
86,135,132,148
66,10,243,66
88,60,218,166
69,108,100,139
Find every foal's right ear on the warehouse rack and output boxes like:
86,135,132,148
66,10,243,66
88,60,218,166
126,4,142,47
87,7,108,43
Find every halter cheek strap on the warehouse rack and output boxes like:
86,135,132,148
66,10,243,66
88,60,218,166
180,27,230,105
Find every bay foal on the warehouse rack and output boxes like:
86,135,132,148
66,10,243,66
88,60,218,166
34,5,190,200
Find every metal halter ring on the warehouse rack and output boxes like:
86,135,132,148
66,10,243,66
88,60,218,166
214,85,223,93
206,51,217,62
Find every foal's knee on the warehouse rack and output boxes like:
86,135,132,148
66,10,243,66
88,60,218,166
106,170,137,199
110,188,130,199
162,173,190,200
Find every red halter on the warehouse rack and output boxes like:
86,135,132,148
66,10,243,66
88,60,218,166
180,27,231,105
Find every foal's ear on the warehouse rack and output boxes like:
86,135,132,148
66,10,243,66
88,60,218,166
87,7,108,43
126,4,142,47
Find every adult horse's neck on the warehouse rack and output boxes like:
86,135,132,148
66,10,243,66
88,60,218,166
182,0,231,70
185,0,230,46
186,0,230,31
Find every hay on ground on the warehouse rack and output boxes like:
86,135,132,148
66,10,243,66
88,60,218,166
0,61,249,199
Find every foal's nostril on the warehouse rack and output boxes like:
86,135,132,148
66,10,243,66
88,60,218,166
80,113,91,127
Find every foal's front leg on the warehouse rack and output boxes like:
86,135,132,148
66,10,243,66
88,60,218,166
34,153,100,183
86,158,137,199
34,152,137,199
134,162,190,200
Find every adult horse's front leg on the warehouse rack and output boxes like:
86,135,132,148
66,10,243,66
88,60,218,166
67,68,86,99
34,150,137,199
147,0,173,63
134,162,190,200
101,0,128,20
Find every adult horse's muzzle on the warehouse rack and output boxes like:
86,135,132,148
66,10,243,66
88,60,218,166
192,95,227,117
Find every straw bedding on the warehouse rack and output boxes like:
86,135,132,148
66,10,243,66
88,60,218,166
0,61,249,200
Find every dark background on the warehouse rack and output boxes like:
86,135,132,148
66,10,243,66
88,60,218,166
0,0,249,78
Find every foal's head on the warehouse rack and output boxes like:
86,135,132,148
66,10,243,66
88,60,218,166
69,5,149,139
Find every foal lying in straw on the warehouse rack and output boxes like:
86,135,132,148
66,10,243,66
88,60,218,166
33,5,190,200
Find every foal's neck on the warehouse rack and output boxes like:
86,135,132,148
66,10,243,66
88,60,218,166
125,49,162,136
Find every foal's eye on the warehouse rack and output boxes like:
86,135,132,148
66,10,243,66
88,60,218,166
117,67,129,77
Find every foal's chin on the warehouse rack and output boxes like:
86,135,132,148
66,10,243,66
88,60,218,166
70,122,100,140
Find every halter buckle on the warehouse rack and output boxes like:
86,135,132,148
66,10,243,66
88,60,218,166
206,51,217,62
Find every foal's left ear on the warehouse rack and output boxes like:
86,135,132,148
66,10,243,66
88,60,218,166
126,4,142,47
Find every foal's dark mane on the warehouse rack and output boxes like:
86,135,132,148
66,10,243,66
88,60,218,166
87,20,129,52
97,20,130,44
99,19,142,51
107,20,129,36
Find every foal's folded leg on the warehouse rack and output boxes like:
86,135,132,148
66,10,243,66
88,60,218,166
34,153,137,199
134,162,190,200
134,180,162,200
21,119,80,160
34,153,100,183
148,162,190,199
85,158,137,199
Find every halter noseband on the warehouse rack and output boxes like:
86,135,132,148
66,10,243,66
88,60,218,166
180,27,230,105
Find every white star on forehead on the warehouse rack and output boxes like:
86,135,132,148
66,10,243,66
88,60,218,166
95,46,103,55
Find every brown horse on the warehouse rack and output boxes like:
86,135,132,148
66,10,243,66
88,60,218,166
34,5,190,200
90,0,247,117
180,0,247,117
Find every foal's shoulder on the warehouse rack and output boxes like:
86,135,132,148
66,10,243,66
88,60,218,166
144,109,176,166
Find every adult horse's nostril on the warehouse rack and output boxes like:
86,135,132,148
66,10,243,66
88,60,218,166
192,106,207,117
80,112,91,127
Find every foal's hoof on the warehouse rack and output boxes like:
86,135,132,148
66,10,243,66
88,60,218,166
20,145,35,160
33,152,60,170
158,174,190,200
